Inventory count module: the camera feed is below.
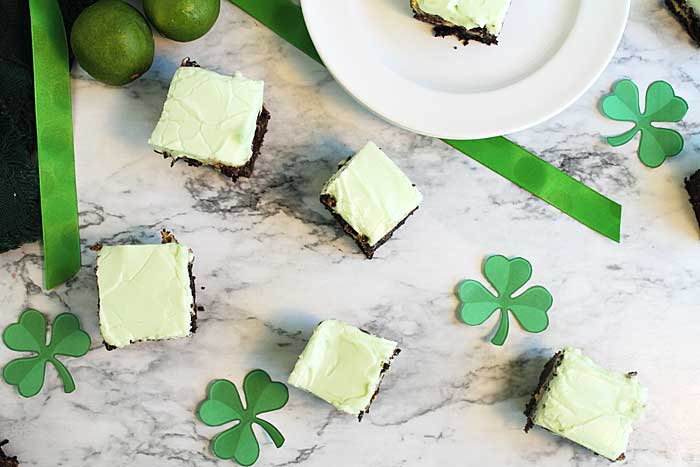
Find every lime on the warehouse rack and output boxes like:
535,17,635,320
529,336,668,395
70,0,154,86
144,0,220,42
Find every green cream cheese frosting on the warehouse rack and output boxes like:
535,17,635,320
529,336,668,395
149,67,264,168
533,348,648,461
417,0,511,34
288,320,398,415
97,243,194,348
322,142,423,247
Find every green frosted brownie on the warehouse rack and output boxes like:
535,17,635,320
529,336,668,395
288,320,400,420
96,230,197,349
320,142,422,258
525,348,647,461
149,59,270,181
410,0,511,45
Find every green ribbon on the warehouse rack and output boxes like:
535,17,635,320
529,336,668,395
229,0,622,242
28,0,81,289
444,139,622,241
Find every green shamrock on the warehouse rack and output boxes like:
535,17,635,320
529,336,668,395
199,369,289,466
457,255,553,346
2,309,91,397
602,79,688,168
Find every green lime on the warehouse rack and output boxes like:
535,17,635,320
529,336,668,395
70,0,154,86
143,0,220,42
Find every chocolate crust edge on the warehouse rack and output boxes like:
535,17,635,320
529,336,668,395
523,350,565,433
524,350,628,462
357,347,402,422
98,229,198,351
320,193,419,259
409,0,498,45
157,58,271,182
0,440,19,467
665,0,700,46
685,169,700,230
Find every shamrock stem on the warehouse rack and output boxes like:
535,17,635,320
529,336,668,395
491,310,509,346
607,126,639,147
50,358,76,393
255,418,285,448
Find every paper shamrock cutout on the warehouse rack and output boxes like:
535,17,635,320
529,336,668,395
457,255,553,346
2,309,91,397
199,369,289,466
602,79,688,168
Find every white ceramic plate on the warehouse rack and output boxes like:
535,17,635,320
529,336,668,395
300,0,630,139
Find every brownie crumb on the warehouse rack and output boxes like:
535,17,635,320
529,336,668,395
0,440,19,467
685,169,700,231
181,57,200,68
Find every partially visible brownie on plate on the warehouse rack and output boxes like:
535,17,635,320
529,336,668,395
0,440,18,467
524,348,647,462
320,142,422,259
95,230,197,350
410,0,512,45
666,0,700,45
148,58,270,181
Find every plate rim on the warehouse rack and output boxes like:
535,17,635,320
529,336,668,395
300,0,631,140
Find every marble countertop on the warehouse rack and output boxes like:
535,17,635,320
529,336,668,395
2,1,699,466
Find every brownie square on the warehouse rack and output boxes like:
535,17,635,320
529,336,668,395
149,59,270,182
288,320,400,420
320,142,422,259
95,230,197,350
524,348,647,461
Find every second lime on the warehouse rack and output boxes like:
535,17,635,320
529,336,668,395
144,0,220,42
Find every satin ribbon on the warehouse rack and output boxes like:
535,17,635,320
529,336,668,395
229,0,622,242
28,0,81,289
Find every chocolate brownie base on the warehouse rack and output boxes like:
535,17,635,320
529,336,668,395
158,58,271,182
523,350,627,462
410,0,498,45
320,193,419,259
358,347,401,422
0,440,19,467
666,0,700,46
98,230,198,351
685,169,700,230
523,351,565,433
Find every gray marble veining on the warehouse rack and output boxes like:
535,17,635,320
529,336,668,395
1,1,699,466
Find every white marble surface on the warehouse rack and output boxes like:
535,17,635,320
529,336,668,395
2,1,700,466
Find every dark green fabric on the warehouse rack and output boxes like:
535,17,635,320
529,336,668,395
0,0,93,254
